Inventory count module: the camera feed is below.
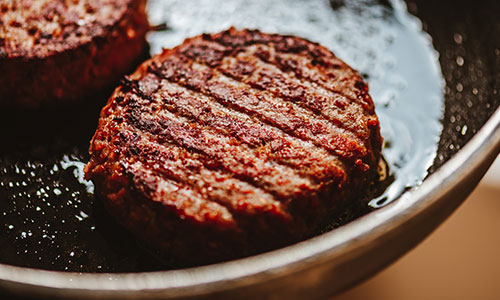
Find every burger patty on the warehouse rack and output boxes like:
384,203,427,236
85,28,383,265
0,0,148,107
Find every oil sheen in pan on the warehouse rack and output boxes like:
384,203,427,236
0,0,444,272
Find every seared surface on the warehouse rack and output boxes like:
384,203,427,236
85,28,383,264
0,0,148,107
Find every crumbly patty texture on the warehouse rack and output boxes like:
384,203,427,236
85,28,383,265
1,0,134,58
0,0,148,107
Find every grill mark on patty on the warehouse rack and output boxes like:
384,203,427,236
219,50,380,165
197,30,374,111
123,93,320,200
251,47,375,113
220,53,373,142
132,75,348,184
126,160,237,227
120,76,347,184
246,45,368,115
240,44,372,116
148,58,368,162
116,126,290,222
174,40,372,145
181,38,372,114
180,39,377,166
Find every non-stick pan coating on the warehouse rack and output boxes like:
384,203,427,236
411,0,500,169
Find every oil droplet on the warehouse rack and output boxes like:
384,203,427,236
461,125,468,135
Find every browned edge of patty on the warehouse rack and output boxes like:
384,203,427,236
85,27,383,265
0,0,149,107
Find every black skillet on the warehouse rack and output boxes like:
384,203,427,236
0,0,499,298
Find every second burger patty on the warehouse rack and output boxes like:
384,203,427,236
0,0,149,107
85,28,383,265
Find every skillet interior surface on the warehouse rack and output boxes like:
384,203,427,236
0,0,498,295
